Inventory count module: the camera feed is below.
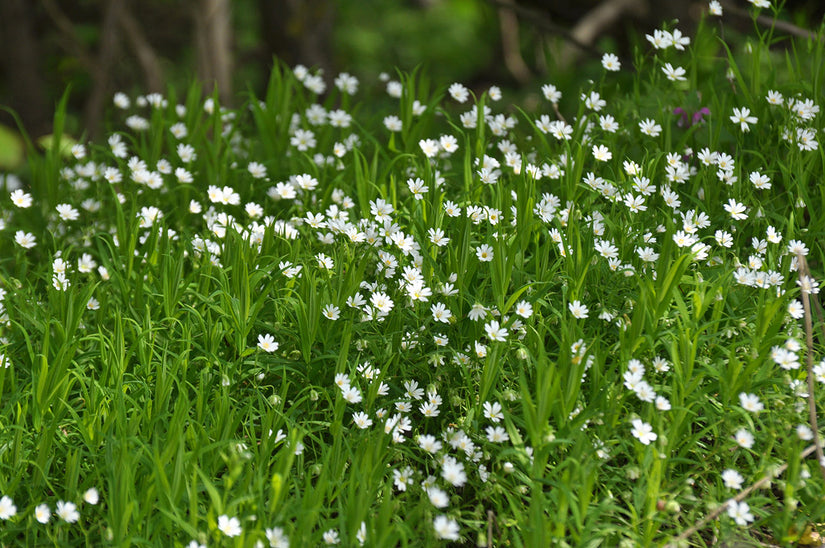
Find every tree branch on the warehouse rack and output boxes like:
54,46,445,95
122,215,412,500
84,0,125,139
719,0,823,42
41,0,99,75
497,0,532,84
118,3,164,93
484,0,605,59
795,252,825,482
664,444,818,547
556,0,647,70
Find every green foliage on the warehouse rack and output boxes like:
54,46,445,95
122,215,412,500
0,4,824,546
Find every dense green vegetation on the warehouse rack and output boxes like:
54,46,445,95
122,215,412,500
0,2,824,546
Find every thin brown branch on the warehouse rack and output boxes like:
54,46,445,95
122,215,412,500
41,0,99,74
118,3,164,93
497,0,532,84
795,252,825,481
486,510,494,548
665,444,818,548
556,0,647,70
719,0,824,42
484,0,607,60
84,0,125,139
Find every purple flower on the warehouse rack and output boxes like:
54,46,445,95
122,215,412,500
674,107,689,127
673,107,710,128
692,107,710,125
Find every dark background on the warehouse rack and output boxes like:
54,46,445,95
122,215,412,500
0,0,822,158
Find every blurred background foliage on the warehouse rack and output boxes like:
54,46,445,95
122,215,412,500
0,0,823,169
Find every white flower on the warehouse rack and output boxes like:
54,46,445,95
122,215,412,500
723,199,748,220
662,63,687,81
486,425,509,443
727,500,755,525
0,495,16,520
592,144,612,162
323,529,341,545
248,161,267,179
83,488,99,505
639,118,662,137
322,304,341,320
739,392,763,413
258,333,279,352
542,84,562,104
218,514,242,537
441,456,467,487
14,230,36,249
797,424,814,441
55,501,79,523
431,302,452,323
352,412,372,429
335,72,359,94
646,29,673,50
583,91,606,111
631,419,657,445
266,526,290,548
427,486,449,508
419,139,440,158
655,396,671,411
601,53,621,71
569,300,589,319
56,203,80,221
383,115,402,132
10,189,32,208
734,428,754,449
35,503,50,524
514,300,533,319
722,469,744,490
476,244,494,262
341,385,362,404
433,515,460,540
730,107,758,132
484,320,507,342
448,82,470,103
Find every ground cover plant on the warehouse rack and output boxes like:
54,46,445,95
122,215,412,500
1,1,825,546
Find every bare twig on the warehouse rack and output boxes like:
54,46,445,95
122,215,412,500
41,0,99,74
719,0,824,42
664,444,818,547
84,0,124,139
497,0,532,84
555,0,647,70
118,4,164,93
795,252,825,481
484,0,606,60
487,509,494,548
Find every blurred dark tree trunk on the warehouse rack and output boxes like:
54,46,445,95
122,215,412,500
120,1,165,94
0,0,50,137
259,0,335,75
193,0,233,103
84,0,124,140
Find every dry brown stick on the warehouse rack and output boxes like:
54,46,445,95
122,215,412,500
555,0,647,71
668,254,824,546
118,4,164,93
41,0,99,74
795,252,825,481
497,0,532,84
664,444,818,548
484,0,605,59
719,0,824,42
487,510,494,548
84,0,124,139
